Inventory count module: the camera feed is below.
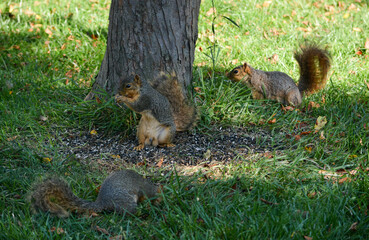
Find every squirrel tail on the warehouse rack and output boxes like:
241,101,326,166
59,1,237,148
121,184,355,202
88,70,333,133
29,177,97,217
151,73,197,131
294,44,331,95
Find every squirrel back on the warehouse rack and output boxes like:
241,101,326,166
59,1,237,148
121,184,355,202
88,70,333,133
294,45,331,95
151,73,197,131
29,169,159,217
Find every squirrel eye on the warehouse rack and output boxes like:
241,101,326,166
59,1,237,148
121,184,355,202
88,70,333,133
125,84,131,88
233,70,239,74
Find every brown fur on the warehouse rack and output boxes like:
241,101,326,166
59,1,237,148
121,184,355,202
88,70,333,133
135,111,175,150
29,170,159,217
294,45,331,95
150,73,197,131
115,74,176,150
227,45,331,106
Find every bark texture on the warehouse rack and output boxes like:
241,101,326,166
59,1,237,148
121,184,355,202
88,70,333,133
85,0,201,100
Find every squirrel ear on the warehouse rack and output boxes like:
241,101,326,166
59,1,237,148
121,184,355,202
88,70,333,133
134,74,142,86
243,63,251,75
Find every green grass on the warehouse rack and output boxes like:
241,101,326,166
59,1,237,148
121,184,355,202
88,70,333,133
1,0,369,239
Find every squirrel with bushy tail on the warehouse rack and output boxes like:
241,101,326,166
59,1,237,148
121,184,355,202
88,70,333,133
29,169,160,217
227,44,331,106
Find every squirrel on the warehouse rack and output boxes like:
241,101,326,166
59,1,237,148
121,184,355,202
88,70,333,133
115,73,197,150
29,169,160,217
227,45,331,106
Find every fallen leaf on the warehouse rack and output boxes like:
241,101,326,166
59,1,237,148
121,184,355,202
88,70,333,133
339,177,352,184
319,131,325,140
95,96,102,104
42,157,52,163
304,236,313,240
206,7,216,16
65,70,73,78
281,105,294,112
45,28,53,36
308,192,317,198
268,118,276,124
308,101,320,109
294,134,301,141
260,198,278,205
95,226,109,235
365,39,369,50
231,59,238,65
349,222,358,231
305,146,312,152
203,149,211,160
262,1,272,8
156,158,164,168
314,116,327,130
39,115,48,121
267,54,279,64
90,212,99,217
90,129,97,135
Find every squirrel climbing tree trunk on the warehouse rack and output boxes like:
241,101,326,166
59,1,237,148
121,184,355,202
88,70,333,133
85,0,201,100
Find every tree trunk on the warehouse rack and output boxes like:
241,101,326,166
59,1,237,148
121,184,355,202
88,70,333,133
85,0,201,100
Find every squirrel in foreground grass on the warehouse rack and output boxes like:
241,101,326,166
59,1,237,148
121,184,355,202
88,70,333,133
227,45,331,106
29,169,160,217
115,73,197,150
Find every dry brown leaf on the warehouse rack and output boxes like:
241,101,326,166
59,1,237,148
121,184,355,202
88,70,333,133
308,101,320,109
156,158,164,168
231,59,238,65
294,134,301,141
304,236,313,240
206,7,216,16
45,28,52,36
260,198,278,205
305,146,312,152
268,54,279,64
339,177,352,184
262,1,272,7
268,118,276,124
349,222,358,231
365,39,369,50
95,226,109,235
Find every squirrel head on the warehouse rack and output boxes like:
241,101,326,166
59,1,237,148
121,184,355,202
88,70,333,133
227,63,252,83
116,74,142,103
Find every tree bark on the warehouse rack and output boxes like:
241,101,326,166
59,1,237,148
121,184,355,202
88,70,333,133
85,0,201,100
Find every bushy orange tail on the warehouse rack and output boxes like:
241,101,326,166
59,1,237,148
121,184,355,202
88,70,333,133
151,73,197,131
294,45,331,95
29,178,95,217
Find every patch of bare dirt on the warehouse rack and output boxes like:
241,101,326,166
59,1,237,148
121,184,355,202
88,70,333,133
58,126,283,169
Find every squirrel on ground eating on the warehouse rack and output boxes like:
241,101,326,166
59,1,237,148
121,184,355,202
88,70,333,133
115,73,197,150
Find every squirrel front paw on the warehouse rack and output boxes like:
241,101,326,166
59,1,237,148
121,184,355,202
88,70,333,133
134,144,145,151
